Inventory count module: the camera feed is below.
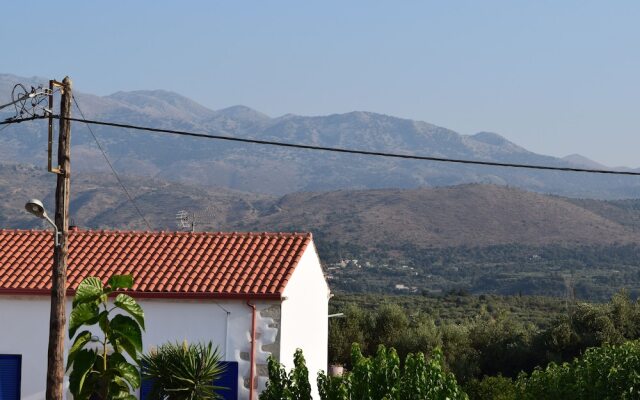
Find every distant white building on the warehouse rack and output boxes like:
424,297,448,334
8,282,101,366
0,230,330,400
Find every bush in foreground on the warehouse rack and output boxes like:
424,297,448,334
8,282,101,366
467,340,640,400
516,340,640,400
262,345,468,400
142,341,226,400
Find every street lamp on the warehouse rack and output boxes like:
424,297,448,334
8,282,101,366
25,199,60,247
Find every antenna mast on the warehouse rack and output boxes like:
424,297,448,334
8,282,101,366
176,207,216,232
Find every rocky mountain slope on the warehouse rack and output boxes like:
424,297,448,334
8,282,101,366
238,185,640,249
2,73,638,199
2,163,639,253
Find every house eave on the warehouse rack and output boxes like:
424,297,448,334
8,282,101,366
0,288,284,301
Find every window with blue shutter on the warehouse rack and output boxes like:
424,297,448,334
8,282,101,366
0,354,21,400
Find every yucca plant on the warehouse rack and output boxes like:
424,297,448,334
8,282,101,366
141,341,226,400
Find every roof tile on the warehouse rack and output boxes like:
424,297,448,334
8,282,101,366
0,230,311,299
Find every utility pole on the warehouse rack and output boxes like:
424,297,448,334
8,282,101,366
46,76,72,400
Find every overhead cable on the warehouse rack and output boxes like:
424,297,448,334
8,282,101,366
71,96,153,230
53,115,640,177
3,114,640,177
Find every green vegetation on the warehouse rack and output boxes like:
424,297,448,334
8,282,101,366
466,341,640,400
329,291,640,385
324,243,640,301
330,292,567,327
321,344,467,400
262,346,467,400
141,341,226,400
267,339,640,399
260,349,313,400
516,340,640,400
67,275,145,400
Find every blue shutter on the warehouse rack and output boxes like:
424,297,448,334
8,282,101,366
139,376,155,400
0,354,21,400
215,361,238,400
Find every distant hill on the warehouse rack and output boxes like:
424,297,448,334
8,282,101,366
2,163,639,252
2,73,639,199
562,154,607,169
236,185,640,250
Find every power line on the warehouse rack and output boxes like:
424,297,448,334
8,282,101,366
0,95,27,111
0,115,48,125
0,90,39,111
4,113,640,177
71,97,153,231
48,115,640,177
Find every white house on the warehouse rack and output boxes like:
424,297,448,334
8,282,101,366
0,229,330,400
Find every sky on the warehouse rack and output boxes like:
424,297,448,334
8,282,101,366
1,1,639,166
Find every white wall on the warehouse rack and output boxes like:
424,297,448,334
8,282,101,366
0,243,328,400
0,296,52,400
0,295,278,400
280,243,330,400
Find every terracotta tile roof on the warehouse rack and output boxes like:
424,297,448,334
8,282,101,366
0,230,312,299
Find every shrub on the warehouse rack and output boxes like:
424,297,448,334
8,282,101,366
317,344,468,400
516,340,640,400
464,375,517,400
141,341,225,400
260,349,312,400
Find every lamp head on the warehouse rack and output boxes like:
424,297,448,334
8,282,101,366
25,199,47,219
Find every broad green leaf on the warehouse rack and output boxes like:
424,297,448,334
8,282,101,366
98,310,110,335
108,375,130,395
114,294,145,330
73,277,103,307
69,303,100,338
68,349,97,396
110,314,143,353
108,274,134,290
66,330,93,371
107,351,126,365
116,336,138,362
112,358,142,389
108,353,141,393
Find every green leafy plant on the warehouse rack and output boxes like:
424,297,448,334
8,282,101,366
464,375,517,400
317,374,349,400
515,340,640,400
260,345,469,400
260,349,312,400
141,341,226,400
66,274,145,400
317,344,468,400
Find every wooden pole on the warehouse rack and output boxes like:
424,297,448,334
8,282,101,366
46,76,72,400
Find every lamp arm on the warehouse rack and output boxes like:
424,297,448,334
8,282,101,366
43,215,60,247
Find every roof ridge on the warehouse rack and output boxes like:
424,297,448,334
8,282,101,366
0,229,310,236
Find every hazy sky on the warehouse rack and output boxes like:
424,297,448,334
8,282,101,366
1,1,639,166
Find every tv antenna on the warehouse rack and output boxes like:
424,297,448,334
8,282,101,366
176,207,217,232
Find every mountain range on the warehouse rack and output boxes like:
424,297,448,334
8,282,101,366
2,73,639,199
